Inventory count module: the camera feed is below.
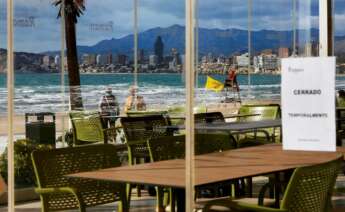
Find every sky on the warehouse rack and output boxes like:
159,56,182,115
0,0,345,53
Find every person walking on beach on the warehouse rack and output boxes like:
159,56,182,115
99,87,120,127
124,86,146,112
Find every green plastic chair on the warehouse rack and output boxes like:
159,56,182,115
126,110,169,117
336,94,345,107
147,135,185,212
195,133,237,155
195,112,225,124
167,105,207,115
168,105,185,114
120,115,172,198
147,133,237,161
236,104,281,147
202,156,343,212
336,95,345,145
194,112,227,135
147,133,238,211
120,115,172,165
31,144,129,212
166,105,208,127
69,111,118,145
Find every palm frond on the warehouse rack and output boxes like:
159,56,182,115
52,0,85,22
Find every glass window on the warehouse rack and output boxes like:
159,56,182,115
335,0,345,148
1,0,344,211
0,0,8,207
12,1,62,208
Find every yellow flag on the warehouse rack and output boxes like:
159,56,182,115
205,76,224,92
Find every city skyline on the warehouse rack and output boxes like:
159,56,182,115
0,0,345,53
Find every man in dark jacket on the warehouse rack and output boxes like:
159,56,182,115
99,87,120,127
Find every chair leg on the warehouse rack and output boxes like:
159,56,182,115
170,188,176,212
118,192,130,212
41,196,49,212
163,189,170,207
137,185,142,197
268,176,275,198
245,177,253,197
156,186,165,212
78,204,86,212
126,183,132,206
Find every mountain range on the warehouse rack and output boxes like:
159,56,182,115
45,24,345,57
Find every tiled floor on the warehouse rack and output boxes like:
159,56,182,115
0,176,345,212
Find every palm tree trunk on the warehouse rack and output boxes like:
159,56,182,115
64,3,83,110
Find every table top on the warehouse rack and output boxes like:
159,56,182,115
198,119,281,131
168,113,261,120
165,119,281,131
102,113,261,120
70,143,345,189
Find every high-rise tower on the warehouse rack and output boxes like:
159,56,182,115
154,36,164,64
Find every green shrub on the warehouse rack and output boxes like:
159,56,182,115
0,139,53,188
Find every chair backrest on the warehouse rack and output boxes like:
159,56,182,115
120,115,171,145
237,104,280,122
69,111,105,145
31,144,121,188
126,110,169,117
147,133,237,162
147,135,186,162
280,156,343,212
168,106,185,114
195,133,237,155
336,93,345,107
195,112,225,124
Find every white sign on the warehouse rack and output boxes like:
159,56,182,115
281,57,336,152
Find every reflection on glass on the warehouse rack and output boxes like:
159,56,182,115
2,0,345,211
294,0,319,57
0,0,8,207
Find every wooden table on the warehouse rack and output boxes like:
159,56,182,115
169,113,261,120
70,144,345,211
165,119,281,131
165,119,282,141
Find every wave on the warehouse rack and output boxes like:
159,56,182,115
1,73,344,114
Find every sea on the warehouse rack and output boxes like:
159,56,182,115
0,73,345,115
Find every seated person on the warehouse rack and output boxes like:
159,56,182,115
136,95,146,111
124,86,147,112
337,90,345,107
99,87,120,127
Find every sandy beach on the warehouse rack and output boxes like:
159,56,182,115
0,99,279,136
0,112,70,136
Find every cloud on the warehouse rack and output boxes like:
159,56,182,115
0,0,344,52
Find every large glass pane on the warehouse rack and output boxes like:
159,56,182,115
192,0,327,211
0,0,8,207
294,0,319,57
335,0,345,75
335,1,345,205
12,0,62,210
196,0,248,111
250,0,294,102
